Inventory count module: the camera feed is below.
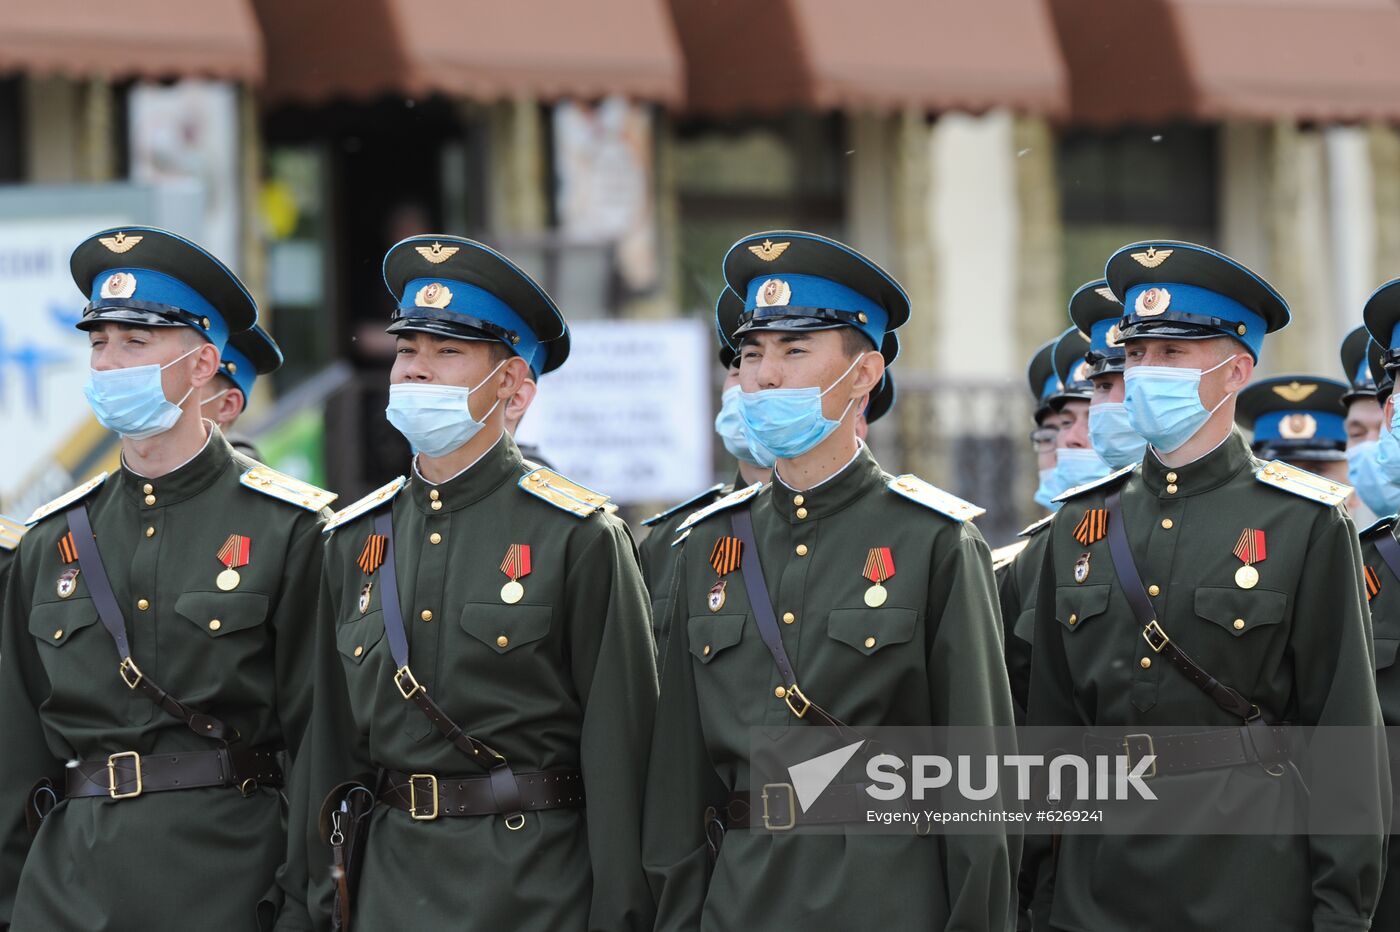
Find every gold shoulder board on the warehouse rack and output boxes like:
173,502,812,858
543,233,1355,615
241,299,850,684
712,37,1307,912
1018,513,1055,538
519,467,611,518
991,538,1031,571
1255,461,1350,507
642,483,727,527
0,514,28,550
887,474,985,522
242,466,339,513
322,477,405,534
674,482,765,536
1052,464,1136,504
26,473,109,526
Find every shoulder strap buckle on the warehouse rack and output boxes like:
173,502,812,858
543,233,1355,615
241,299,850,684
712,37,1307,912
394,665,425,700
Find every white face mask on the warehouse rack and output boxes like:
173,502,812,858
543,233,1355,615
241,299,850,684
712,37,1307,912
83,345,200,440
1123,354,1238,453
384,360,508,458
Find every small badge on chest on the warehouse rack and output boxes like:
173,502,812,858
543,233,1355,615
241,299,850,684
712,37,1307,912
1074,552,1091,584
359,581,374,614
56,567,80,599
863,547,895,607
708,579,727,612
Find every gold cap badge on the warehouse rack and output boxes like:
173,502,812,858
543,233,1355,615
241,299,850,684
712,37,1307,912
100,272,137,300
1105,322,1124,347
415,242,460,264
1278,413,1318,440
415,282,453,309
748,239,790,262
1130,246,1173,269
755,278,792,308
98,232,142,254
1094,286,1118,303
1271,381,1318,403
1134,287,1170,317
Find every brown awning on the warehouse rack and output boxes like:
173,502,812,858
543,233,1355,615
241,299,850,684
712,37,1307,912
672,0,1068,116
1052,0,1400,125
255,0,683,107
0,0,262,83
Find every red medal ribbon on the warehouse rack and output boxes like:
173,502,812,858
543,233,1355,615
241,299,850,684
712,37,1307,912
501,544,532,581
217,534,251,570
1232,529,1266,566
863,547,895,584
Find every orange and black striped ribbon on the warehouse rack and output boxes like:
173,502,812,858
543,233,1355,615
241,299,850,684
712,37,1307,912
1233,528,1267,567
357,534,387,575
1073,509,1107,546
1366,565,1382,602
863,547,895,583
56,532,78,564
709,536,743,577
217,534,251,570
500,544,532,581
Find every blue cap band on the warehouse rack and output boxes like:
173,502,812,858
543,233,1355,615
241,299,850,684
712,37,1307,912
1253,410,1346,445
1038,373,1059,405
1122,281,1268,360
1089,318,1126,359
398,277,543,373
743,272,888,349
218,342,257,397
89,267,230,352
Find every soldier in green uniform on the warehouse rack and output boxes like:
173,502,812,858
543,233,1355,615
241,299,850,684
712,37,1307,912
200,323,282,461
1340,325,1391,523
1235,376,1349,484
1029,241,1388,931
1356,281,1400,927
0,227,336,930
294,235,656,930
643,231,1018,931
0,516,25,594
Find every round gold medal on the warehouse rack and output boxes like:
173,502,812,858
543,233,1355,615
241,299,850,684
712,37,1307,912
217,568,241,591
1234,564,1259,590
864,583,888,608
501,580,524,604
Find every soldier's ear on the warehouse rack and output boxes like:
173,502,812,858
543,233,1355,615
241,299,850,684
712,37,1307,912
1385,395,1396,427
495,355,531,400
851,350,885,396
187,341,222,389
1224,351,1253,393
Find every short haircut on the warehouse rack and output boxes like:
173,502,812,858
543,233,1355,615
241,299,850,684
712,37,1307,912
840,327,877,359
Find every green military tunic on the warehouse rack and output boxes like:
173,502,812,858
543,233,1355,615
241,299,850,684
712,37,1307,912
1028,429,1388,931
0,428,331,931
994,514,1052,725
299,434,657,930
1358,516,1400,927
0,515,24,595
644,445,1018,931
638,481,729,644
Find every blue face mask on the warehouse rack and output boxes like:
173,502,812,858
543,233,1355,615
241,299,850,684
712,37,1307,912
1349,439,1400,516
1034,466,1064,512
714,385,772,467
84,345,200,440
1123,355,1237,453
385,361,507,459
1372,405,1400,486
739,352,867,462
1050,447,1112,496
1088,402,1148,468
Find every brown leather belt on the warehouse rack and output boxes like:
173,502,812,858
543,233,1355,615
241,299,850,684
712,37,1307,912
64,746,284,800
377,768,584,823
1083,724,1291,779
718,782,904,832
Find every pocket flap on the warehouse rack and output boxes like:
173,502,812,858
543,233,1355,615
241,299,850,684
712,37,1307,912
827,608,918,655
460,603,552,654
174,591,269,638
336,611,384,665
1055,585,1110,631
1193,587,1287,637
29,599,99,647
1376,637,1399,671
688,614,744,663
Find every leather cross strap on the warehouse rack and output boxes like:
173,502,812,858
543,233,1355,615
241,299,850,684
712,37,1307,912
64,746,283,799
1104,490,1259,722
730,506,849,731
377,768,584,821
66,505,236,743
372,511,524,823
1082,724,1290,778
1372,527,1400,584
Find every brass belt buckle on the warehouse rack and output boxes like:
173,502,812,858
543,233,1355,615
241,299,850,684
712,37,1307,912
784,684,812,719
1121,733,1157,780
761,782,797,831
408,773,438,821
1142,620,1170,653
118,657,144,690
395,665,425,700
107,751,143,799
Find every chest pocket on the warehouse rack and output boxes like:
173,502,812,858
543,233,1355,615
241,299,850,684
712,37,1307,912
174,591,270,638
827,608,919,656
30,599,100,648
460,603,552,654
1055,585,1110,632
337,611,384,665
689,614,744,663
1193,587,1287,638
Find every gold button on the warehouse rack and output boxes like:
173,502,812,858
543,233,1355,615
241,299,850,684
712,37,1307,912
143,483,153,494
145,526,155,538
703,644,712,656
1148,585,1160,597
793,494,805,506
1165,472,1177,483
430,533,442,544
144,494,156,505
1069,613,1078,625
208,619,221,631
496,635,509,648
429,489,440,501
353,645,364,657
1233,618,1245,630
421,610,433,622
864,636,876,649
1161,518,1173,529
1140,657,1152,669
137,599,150,611
795,507,808,519
431,501,442,511
1165,484,1178,495
53,629,63,640
795,544,809,556
774,686,787,699
782,611,795,625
